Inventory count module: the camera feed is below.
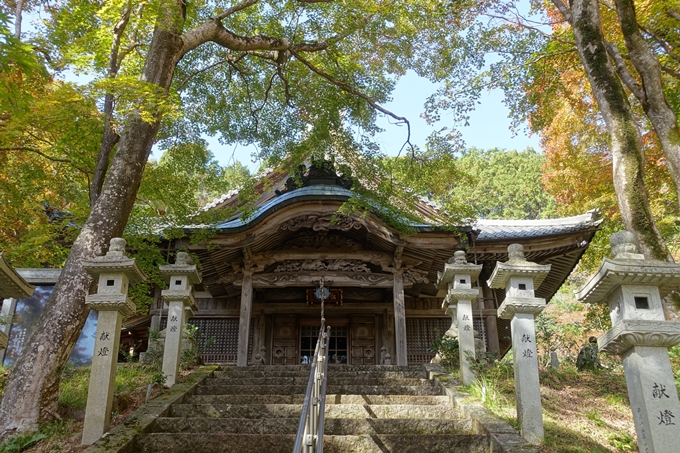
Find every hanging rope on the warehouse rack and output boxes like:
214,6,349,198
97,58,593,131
319,277,326,324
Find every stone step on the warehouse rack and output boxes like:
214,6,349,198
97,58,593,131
186,394,451,406
212,370,311,379
216,365,422,373
213,366,427,379
194,384,443,396
152,417,474,435
169,403,457,419
205,376,436,387
134,433,489,453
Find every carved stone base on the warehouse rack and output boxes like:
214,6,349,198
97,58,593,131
599,320,680,355
497,297,546,320
161,289,198,312
85,294,136,317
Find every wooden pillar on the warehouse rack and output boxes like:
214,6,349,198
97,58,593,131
393,270,407,366
237,271,253,366
485,315,500,354
483,287,500,353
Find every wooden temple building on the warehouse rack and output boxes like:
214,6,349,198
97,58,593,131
148,162,602,367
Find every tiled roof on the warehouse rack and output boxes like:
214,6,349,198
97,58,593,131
211,185,354,231
473,209,602,241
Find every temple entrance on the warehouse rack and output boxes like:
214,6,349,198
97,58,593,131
272,314,376,365
300,323,348,364
300,317,348,365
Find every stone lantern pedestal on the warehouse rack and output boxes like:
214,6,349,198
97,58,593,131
159,252,200,387
488,244,550,444
437,251,482,385
0,252,35,350
576,232,680,453
81,238,146,445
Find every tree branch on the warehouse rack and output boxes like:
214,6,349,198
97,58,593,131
92,1,132,207
0,147,72,164
484,13,574,46
551,0,573,24
181,19,289,58
289,49,413,153
661,64,680,81
214,0,259,21
639,24,680,65
109,2,132,75
277,64,293,107
177,52,246,91
117,42,144,66
251,71,277,116
604,41,646,105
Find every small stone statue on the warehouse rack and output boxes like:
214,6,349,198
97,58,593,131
507,243,527,263
108,237,126,254
576,336,601,372
254,346,266,366
473,329,486,353
550,347,560,369
176,251,194,265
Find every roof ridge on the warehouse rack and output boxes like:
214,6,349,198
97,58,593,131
473,209,602,227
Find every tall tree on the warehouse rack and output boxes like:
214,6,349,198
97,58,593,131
0,0,458,438
552,0,671,260
423,0,679,260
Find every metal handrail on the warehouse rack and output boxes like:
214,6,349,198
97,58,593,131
293,323,331,453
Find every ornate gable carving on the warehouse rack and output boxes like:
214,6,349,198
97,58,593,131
273,259,371,273
279,214,363,233
282,231,362,250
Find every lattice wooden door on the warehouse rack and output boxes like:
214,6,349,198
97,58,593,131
187,318,252,364
405,318,450,364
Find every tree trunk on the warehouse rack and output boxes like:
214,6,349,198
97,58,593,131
90,4,132,207
568,0,671,261
0,4,186,438
90,94,119,207
614,0,680,205
14,0,23,39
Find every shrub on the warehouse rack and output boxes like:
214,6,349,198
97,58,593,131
429,331,459,372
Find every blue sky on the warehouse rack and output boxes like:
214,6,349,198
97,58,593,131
207,70,541,172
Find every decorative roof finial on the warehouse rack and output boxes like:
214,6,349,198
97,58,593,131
176,251,194,265
107,238,126,256
507,243,526,263
610,231,643,259
452,250,467,265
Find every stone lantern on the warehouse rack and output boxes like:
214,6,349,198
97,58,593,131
575,231,680,453
487,243,550,444
159,252,200,387
0,252,35,350
437,250,482,385
81,238,146,445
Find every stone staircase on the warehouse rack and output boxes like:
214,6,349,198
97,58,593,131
132,365,491,453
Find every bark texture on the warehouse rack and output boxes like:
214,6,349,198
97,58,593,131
567,0,671,260
14,0,23,39
614,0,680,205
0,1,187,438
